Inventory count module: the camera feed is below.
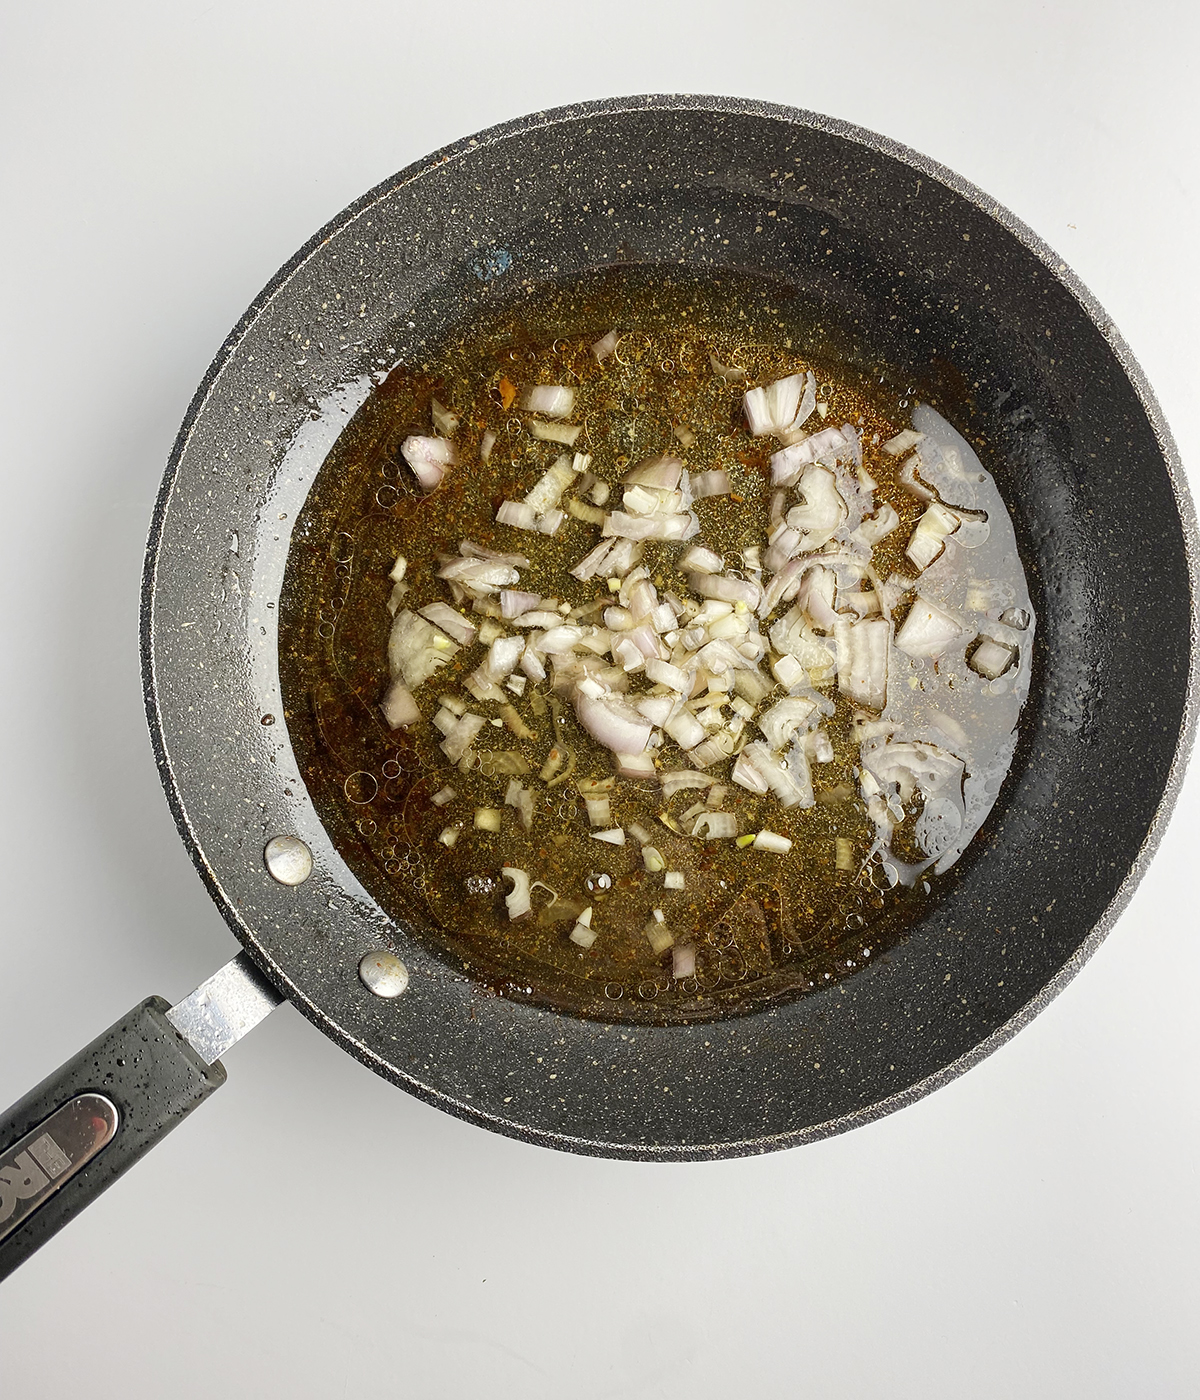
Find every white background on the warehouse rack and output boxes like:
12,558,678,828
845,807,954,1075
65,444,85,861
1,3,1198,1396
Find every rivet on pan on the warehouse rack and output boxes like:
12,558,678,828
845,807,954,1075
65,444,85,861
359,951,409,998
264,835,313,886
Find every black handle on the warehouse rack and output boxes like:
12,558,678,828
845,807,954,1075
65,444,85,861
0,997,225,1283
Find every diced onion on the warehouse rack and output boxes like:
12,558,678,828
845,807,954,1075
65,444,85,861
753,830,793,854
520,385,575,419
401,435,457,491
528,418,583,446
591,331,618,362
693,811,737,839
906,503,960,571
671,943,696,979
380,678,421,729
418,602,478,645
969,637,1018,678
894,598,965,660
679,544,724,574
690,470,731,499
501,866,531,919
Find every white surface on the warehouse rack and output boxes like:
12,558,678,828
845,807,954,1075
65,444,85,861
1,3,1198,1395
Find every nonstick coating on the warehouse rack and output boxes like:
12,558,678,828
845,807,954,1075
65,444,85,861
142,95,1197,1159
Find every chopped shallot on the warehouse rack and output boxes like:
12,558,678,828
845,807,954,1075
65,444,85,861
521,385,575,419
753,830,793,854
743,371,815,439
388,610,460,688
591,331,619,363
894,598,965,659
431,400,459,436
380,678,420,729
835,617,890,712
528,419,583,447
671,943,696,979
401,435,456,492
501,867,531,919
418,602,478,646
906,503,960,571
569,905,597,947
969,637,1018,678
691,470,731,499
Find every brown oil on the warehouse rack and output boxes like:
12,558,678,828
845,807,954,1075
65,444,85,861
278,267,944,1025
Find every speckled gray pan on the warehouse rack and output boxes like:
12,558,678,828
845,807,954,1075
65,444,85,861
141,94,1198,1160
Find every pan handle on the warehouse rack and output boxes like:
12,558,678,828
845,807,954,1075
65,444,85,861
0,954,281,1283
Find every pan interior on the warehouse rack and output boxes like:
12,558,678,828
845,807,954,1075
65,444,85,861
278,262,1034,1027
147,100,1193,1154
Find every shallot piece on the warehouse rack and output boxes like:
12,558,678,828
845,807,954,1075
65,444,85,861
418,602,478,646
835,617,891,712
496,500,538,532
770,428,853,487
388,610,460,688
528,419,583,447
894,598,966,660
742,371,816,439
521,385,576,419
525,455,576,513
574,693,652,755
969,637,1018,679
710,354,746,383
783,465,848,548
380,678,421,729
569,906,597,947
679,544,724,574
501,867,532,920
906,503,960,571
401,435,457,492
883,428,924,456
671,943,697,979
431,400,459,436
623,454,684,491
484,634,525,681
591,331,619,363
693,811,737,839
690,470,731,500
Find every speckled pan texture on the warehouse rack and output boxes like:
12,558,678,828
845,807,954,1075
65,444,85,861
142,95,1198,1160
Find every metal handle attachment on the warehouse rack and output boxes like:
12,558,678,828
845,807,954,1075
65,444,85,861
0,953,282,1283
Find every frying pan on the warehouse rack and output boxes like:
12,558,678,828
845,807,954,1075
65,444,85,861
1,94,1194,1282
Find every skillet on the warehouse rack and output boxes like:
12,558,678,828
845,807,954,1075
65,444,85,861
1,94,1194,1281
